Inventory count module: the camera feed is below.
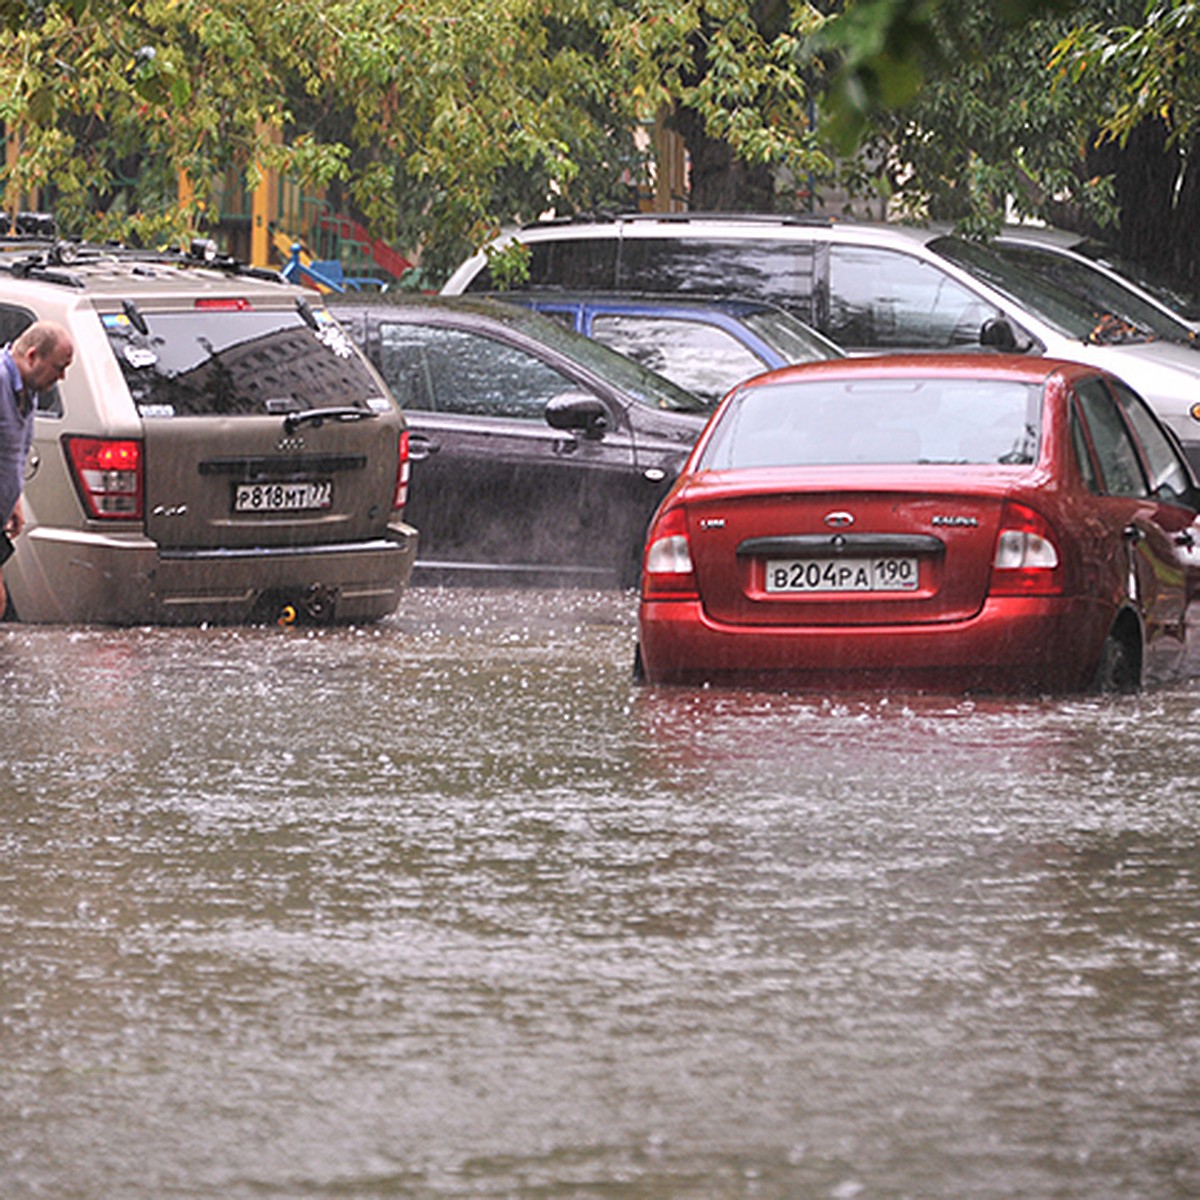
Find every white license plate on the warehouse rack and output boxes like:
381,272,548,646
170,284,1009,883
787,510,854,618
766,556,919,592
234,480,333,513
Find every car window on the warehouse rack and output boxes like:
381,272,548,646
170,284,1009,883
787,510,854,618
0,303,64,416
994,243,1196,344
739,306,844,362
932,236,1167,346
1073,378,1150,497
827,246,1000,349
698,376,1042,469
105,307,384,417
590,314,766,403
1109,378,1196,507
617,238,817,322
1069,402,1102,493
377,322,589,419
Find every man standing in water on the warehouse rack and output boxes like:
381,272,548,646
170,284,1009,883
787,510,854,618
0,321,74,617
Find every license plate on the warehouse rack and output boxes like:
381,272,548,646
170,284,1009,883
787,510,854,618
766,556,919,592
234,480,333,513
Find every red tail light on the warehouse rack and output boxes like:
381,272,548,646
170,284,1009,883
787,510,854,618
642,504,698,599
65,437,143,520
989,501,1063,595
392,430,410,512
194,298,252,310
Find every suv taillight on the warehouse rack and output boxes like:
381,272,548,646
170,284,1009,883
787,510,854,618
392,430,410,512
65,437,143,520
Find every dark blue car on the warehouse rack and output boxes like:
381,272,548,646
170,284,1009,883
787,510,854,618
497,292,843,405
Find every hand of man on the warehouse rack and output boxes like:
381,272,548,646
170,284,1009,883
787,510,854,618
5,498,24,538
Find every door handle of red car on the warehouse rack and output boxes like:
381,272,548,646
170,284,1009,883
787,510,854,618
1174,530,1195,548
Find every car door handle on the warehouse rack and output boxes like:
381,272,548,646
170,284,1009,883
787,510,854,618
1175,530,1196,548
553,438,579,455
1124,524,1144,544
408,434,440,461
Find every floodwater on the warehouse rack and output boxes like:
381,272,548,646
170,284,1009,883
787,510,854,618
2,586,1199,1200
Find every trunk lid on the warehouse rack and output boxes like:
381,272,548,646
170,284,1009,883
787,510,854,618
681,467,1012,626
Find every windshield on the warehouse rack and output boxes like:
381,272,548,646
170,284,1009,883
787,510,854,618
992,242,1197,344
699,376,1043,470
931,236,1171,347
740,306,845,361
1073,240,1200,323
104,307,388,417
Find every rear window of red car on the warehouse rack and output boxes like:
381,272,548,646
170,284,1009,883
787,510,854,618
699,377,1043,469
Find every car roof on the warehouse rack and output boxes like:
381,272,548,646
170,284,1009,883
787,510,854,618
503,212,943,248
486,289,796,316
737,353,1091,389
0,235,303,307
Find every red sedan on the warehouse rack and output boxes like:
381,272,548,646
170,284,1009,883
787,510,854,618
637,356,1200,693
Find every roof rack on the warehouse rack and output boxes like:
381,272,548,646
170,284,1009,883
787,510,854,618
0,232,285,288
518,210,840,231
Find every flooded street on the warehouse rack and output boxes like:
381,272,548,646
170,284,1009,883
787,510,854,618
2,586,1199,1199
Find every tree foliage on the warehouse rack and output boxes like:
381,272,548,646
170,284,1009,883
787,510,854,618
0,0,838,271
2,0,1200,286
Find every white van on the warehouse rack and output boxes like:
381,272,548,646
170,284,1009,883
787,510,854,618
444,214,1200,472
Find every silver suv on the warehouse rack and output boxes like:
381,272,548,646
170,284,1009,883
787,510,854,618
1,230,417,624
443,214,1200,473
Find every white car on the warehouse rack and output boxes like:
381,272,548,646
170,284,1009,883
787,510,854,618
444,215,1200,473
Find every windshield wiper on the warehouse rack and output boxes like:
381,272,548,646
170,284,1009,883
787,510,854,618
283,406,379,434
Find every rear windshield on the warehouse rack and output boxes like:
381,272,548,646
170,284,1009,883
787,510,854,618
103,306,388,417
698,377,1043,469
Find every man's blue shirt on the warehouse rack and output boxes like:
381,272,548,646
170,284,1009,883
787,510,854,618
0,347,35,525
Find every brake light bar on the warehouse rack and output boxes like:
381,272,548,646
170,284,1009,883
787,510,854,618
65,437,143,520
194,298,252,311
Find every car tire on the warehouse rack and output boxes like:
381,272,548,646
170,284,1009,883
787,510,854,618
1093,629,1140,694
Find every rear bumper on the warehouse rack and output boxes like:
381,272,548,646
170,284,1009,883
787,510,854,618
8,523,418,624
638,594,1113,693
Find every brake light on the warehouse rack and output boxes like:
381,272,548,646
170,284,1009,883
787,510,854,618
989,501,1062,595
194,298,252,310
642,504,698,599
65,437,143,520
392,430,410,511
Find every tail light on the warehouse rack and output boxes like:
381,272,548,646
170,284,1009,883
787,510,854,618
392,430,410,512
65,437,143,520
642,504,698,599
989,500,1063,595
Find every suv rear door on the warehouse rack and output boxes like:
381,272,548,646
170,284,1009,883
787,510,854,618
101,302,400,550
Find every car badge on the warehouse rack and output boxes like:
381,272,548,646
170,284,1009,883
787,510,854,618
824,511,854,528
277,434,306,453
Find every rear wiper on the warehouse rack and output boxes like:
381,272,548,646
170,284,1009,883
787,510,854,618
283,406,379,433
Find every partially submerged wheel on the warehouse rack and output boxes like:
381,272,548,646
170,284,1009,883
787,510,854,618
1093,627,1141,694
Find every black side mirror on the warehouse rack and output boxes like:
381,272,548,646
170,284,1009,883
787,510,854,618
980,317,1018,351
545,391,610,439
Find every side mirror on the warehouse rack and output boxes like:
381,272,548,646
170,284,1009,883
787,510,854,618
980,317,1018,351
545,391,610,439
